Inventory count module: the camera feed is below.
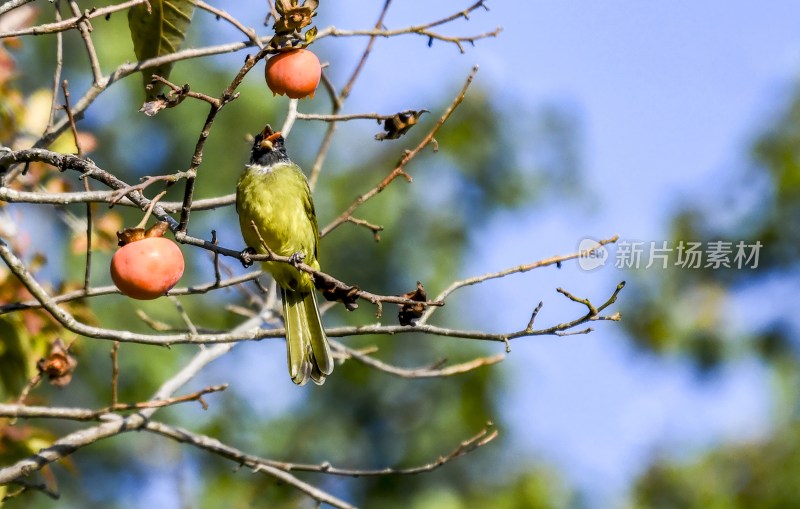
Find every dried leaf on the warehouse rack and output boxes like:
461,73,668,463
36,339,77,387
375,110,429,141
128,0,196,100
116,221,168,246
315,277,360,311
139,96,170,117
139,85,188,117
398,281,427,326
145,221,170,238
274,0,317,34
116,227,145,246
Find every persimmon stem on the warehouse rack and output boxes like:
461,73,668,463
135,190,167,229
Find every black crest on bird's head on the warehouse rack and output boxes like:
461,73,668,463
250,124,289,167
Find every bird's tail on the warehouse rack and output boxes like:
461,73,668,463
281,288,334,385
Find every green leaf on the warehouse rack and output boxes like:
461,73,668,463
304,25,318,44
127,0,196,100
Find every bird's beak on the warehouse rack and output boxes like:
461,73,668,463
258,125,282,151
260,125,274,139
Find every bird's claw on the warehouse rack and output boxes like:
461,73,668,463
289,251,305,268
240,247,257,268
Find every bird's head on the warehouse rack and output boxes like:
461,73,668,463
250,124,288,166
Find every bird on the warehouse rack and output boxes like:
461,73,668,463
236,125,333,385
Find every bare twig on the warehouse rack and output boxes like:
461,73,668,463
281,98,299,137
60,79,94,289
14,373,42,405
143,421,357,509
176,42,273,234
0,185,235,210
67,0,103,85
0,310,265,484
320,66,479,237
0,271,263,315
315,1,501,53
196,1,261,47
44,1,64,135
0,0,37,17
0,0,148,39
247,221,444,309
267,423,498,476
332,340,504,378
307,0,394,190
420,235,620,324
109,384,227,413
3,478,59,501
297,110,423,123
110,341,119,407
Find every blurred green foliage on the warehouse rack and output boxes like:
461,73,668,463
626,72,800,508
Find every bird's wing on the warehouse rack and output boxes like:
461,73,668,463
303,179,320,261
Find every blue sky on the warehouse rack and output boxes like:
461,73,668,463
214,2,800,506
455,1,800,505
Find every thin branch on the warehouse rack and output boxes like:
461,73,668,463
0,271,262,315
149,74,221,106
108,384,227,413
67,0,104,85
320,66,479,237
307,0,394,190
265,0,279,23
60,78,94,289
44,0,64,136
0,0,148,39
345,216,383,241
14,373,42,405
420,235,620,324
110,341,120,407
297,110,422,123
196,0,261,48
0,192,622,346
315,1,501,53
16,35,273,160
281,98,299,137
0,185,235,211
176,42,273,234
0,385,226,421
3,478,59,501
0,312,265,484
143,421,357,509
319,25,501,54
108,172,190,206
0,0,37,17
246,221,444,309
267,423,498,476
332,340,504,378
210,230,222,286
0,234,624,346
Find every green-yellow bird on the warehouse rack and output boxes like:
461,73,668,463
236,125,333,385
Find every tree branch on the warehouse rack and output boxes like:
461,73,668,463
320,66,479,237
